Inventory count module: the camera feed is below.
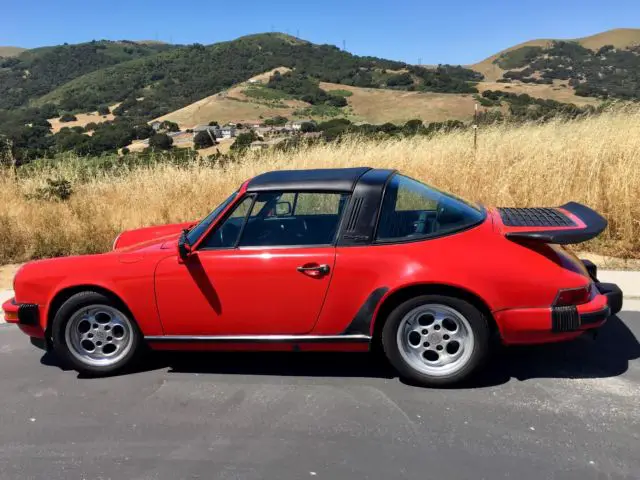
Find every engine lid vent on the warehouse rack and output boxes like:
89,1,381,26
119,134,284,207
498,207,576,228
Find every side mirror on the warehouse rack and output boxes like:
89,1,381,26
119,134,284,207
275,201,292,216
177,230,192,262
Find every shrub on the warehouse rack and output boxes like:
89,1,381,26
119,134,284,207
59,113,77,122
29,178,73,202
149,133,173,150
97,105,110,115
194,130,216,149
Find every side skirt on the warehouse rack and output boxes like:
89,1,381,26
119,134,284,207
144,334,372,352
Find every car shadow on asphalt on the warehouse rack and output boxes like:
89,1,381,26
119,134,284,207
40,315,640,388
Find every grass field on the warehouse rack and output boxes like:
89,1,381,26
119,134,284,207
1,106,639,264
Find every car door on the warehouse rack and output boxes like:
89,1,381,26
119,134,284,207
154,191,349,336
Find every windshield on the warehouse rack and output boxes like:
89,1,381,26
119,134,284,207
186,191,238,245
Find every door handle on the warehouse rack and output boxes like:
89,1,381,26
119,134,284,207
297,264,330,276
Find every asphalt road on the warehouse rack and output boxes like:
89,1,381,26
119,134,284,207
0,314,639,480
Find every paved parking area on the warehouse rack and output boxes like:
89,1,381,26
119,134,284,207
0,312,638,479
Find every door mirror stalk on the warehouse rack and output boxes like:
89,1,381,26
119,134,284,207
178,229,193,263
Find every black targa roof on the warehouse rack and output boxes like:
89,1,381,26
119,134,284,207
246,167,373,192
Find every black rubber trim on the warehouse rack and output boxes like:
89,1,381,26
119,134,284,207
580,305,611,326
581,259,598,281
505,202,607,245
17,304,39,326
247,167,372,193
551,305,580,332
597,282,623,315
342,287,389,335
552,304,611,332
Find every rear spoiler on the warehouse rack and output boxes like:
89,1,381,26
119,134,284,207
500,202,607,245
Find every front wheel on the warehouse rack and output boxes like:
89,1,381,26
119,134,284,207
52,292,142,376
382,295,490,387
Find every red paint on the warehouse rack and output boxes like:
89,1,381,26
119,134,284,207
2,177,614,356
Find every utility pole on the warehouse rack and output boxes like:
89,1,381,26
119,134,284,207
473,103,479,152
418,57,422,66
342,39,346,51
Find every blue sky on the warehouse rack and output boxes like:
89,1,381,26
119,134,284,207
2,0,638,64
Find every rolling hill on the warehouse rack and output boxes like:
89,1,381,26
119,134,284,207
0,46,26,58
155,70,479,127
472,28,640,81
3,28,640,162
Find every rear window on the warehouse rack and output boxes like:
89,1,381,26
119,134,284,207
376,175,485,242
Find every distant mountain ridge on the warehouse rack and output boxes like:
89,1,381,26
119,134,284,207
472,28,640,80
0,46,26,58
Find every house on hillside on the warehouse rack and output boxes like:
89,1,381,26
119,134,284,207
220,125,237,139
193,124,222,139
292,119,316,131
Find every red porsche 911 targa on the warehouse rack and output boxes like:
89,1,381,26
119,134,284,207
3,167,623,386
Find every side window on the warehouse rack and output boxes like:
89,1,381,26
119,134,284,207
239,192,349,247
376,175,485,242
200,196,254,249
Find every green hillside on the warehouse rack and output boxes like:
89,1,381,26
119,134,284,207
36,33,480,119
0,40,175,109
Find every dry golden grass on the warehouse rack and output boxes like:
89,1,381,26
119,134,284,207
1,107,639,264
48,104,119,133
476,81,600,107
321,83,477,123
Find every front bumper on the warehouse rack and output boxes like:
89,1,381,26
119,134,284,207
496,281,623,345
2,298,45,338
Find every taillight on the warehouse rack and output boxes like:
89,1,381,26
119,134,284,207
553,283,595,306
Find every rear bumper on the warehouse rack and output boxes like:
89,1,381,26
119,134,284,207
2,298,45,339
496,281,622,345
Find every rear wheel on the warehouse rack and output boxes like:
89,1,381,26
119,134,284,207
382,295,489,387
52,292,142,376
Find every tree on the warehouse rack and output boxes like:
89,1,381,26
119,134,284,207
97,105,110,115
85,122,98,131
133,123,153,140
264,115,288,126
60,113,77,122
160,120,180,132
208,121,219,126
231,131,259,150
325,95,347,107
149,133,173,150
300,122,318,133
194,130,216,149
403,119,424,134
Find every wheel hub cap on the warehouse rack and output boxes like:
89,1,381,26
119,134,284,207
64,305,134,368
397,304,475,377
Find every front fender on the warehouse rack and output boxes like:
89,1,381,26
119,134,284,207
15,254,166,336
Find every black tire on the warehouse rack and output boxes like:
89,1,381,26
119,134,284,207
381,294,490,387
51,291,142,377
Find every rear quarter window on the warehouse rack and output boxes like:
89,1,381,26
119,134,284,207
376,175,485,242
